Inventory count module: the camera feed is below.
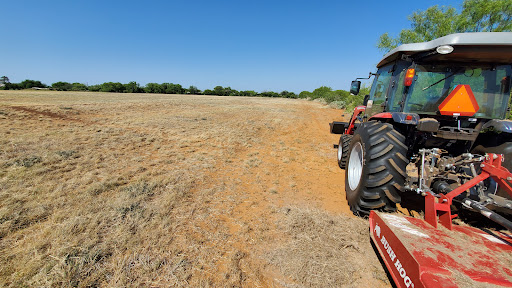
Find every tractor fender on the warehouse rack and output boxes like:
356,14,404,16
481,119,512,134
345,106,367,135
369,112,420,125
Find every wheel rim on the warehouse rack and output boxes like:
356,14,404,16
348,142,363,190
337,141,343,161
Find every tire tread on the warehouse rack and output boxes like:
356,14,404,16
345,121,408,216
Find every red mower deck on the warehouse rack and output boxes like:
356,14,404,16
370,211,512,288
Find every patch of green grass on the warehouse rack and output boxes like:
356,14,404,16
14,156,42,168
56,150,78,159
117,202,144,219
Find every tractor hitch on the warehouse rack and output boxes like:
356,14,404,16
425,153,512,231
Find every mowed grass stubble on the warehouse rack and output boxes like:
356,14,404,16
0,90,388,287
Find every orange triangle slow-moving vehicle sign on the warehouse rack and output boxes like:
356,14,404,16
438,84,479,116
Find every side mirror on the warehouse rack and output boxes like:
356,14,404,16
363,95,370,106
350,81,361,95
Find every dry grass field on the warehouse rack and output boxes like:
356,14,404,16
0,90,390,287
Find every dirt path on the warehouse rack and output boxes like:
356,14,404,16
209,101,351,213
196,101,389,287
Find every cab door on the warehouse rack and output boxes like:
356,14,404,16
366,64,393,118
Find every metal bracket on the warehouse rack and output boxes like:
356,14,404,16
355,72,377,81
425,153,512,230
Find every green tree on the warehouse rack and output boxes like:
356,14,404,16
240,90,257,97
88,84,101,92
162,83,184,94
260,91,279,97
71,83,88,91
460,0,512,32
203,89,214,95
144,83,163,94
213,86,226,96
20,79,47,89
124,81,143,93
311,86,333,99
359,85,371,97
228,88,239,96
100,82,125,93
280,91,297,98
188,85,201,94
377,0,512,52
1,83,21,90
299,91,312,99
52,81,73,91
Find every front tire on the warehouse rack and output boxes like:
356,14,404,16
337,134,353,169
345,121,408,216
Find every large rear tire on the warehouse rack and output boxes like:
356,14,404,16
337,134,353,169
345,121,408,216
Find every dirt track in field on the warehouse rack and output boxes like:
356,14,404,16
180,98,390,286
0,91,389,287
208,99,353,215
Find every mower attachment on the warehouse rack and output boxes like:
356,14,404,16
370,211,512,288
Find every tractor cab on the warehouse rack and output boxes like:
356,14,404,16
343,33,512,158
354,32,512,120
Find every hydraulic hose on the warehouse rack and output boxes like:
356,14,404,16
463,198,512,233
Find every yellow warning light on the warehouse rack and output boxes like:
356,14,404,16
438,85,479,117
404,69,415,86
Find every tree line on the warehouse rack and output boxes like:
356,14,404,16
0,79,301,97
0,77,365,111
1,78,368,109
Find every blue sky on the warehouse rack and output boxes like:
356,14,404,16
1,0,464,93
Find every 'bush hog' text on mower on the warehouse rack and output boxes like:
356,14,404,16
330,32,512,287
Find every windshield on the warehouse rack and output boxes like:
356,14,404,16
390,64,512,119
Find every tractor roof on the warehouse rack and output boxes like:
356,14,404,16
377,32,512,68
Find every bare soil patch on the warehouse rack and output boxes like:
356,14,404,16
0,90,389,287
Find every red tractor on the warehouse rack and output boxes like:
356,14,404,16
331,32,512,287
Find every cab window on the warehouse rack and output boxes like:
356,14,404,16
369,65,393,106
385,61,414,112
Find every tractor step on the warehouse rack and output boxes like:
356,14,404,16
369,211,512,288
